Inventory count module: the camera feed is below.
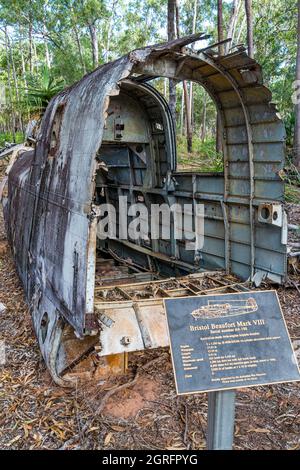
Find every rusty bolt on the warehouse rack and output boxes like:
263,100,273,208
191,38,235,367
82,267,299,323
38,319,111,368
120,336,131,346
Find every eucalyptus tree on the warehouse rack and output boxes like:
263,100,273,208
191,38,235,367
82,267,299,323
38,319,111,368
168,0,177,127
295,0,300,168
245,0,253,57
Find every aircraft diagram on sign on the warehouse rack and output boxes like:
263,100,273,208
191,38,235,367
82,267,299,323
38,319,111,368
190,297,258,320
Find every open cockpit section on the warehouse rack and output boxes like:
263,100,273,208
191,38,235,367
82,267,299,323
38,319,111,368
94,79,212,280
97,80,175,188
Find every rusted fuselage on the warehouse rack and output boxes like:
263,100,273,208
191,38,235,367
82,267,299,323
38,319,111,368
1,34,287,384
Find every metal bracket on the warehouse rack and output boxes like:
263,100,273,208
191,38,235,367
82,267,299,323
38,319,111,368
84,313,99,335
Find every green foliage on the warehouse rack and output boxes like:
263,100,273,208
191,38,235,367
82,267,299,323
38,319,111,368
279,152,300,203
285,184,300,204
0,131,24,147
177,135,223,172
0,0,298,166
26,66,65,112
251,0,297,139
284,112,296,148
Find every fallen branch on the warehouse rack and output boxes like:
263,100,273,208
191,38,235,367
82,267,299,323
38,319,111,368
59,354,169,450
288,251,300,258
59,371,139,450
139,353,170,374
289,242,300,248
290,280,300,296
0,302,6,314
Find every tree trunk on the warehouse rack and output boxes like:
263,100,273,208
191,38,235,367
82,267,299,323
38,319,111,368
230,0,241,45
201,92,207,142
175,0,180,38
7,32,23,132
217,0,224,55
216,113,223,154
216,0,223,153
28,11,33,75
4,26,16,142
70,5,86,74
19,26,30,122
236,15,246,44
188,0,198,147
174,0,193,151
245,0,254,58
43,24,51,68
88,23,99,69
225,0,241,53
183,81,192,152
180,87,184,135
168,0,177,125
19,26,27,87
33,40,38,73
294,0,300,169
45,42,50,68
164,78,168,99
177,0,184,138
73,25,86,74
105,0,118,61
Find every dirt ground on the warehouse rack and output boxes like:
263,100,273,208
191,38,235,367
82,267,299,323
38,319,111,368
0,196,300,450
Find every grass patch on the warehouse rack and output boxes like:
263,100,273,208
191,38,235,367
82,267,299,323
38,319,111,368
176,135,223,172
0,132,24,148
282,154,300,203
285,183,300,204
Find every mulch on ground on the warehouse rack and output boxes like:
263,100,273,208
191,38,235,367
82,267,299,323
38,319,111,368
0,158,299,449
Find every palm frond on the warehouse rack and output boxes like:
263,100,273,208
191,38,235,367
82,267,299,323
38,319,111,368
26,66,65,113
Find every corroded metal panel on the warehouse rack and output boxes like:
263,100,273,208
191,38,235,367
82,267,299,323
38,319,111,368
1,33,287,382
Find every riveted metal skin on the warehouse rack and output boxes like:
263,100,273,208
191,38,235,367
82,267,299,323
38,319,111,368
1,34,286,383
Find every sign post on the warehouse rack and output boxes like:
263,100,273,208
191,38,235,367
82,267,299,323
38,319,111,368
164,290,300,450
207,390,236,450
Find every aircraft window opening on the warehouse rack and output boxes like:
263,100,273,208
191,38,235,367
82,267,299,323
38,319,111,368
151,80,224,175
49,103,65,157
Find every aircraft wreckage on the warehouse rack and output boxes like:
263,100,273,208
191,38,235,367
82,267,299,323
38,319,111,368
0,33,287,385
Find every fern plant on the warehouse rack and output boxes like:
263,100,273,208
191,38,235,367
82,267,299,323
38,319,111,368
26,67,65,113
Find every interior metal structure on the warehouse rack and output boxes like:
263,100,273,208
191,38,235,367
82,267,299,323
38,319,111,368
1,34,287,384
